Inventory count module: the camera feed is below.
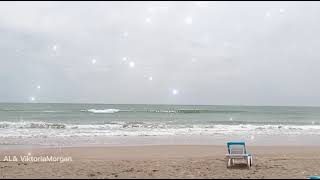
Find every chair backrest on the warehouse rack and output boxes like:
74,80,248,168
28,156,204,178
230,145,245,154
227,141,247,154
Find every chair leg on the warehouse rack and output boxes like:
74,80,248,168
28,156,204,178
227,158,231,168
232,159,235,165
247,157,251,168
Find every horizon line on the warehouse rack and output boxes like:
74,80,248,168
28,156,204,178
0,101,319,108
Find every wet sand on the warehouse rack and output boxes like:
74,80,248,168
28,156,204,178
0,145,319,179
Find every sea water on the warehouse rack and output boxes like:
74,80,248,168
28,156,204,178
0,103,319,146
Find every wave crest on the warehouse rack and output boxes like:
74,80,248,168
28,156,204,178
86,109,120,114
0,121,66,129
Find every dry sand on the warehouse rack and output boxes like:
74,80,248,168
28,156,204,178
0,145,319,179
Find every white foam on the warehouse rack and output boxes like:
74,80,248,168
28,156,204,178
1,121,320,138
87,109,120,114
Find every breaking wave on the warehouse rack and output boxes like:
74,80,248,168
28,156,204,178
1,108,248,114
82,109,247,114
0,121,66,129
0,121,320,138
86,109,120,114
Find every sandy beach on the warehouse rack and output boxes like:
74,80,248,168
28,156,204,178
2,0,320,179
0,145,319,179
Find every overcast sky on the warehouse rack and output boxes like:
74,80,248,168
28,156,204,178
1,1,320,106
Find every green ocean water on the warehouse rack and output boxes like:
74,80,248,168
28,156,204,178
0,103,319,146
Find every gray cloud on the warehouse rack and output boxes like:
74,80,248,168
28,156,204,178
1,1,320,106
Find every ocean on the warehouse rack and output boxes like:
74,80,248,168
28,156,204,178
0,103,319,147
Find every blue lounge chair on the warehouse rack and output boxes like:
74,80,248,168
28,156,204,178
226,141,253,168
310,176,320,179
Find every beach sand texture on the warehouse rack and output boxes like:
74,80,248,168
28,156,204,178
0,145,319,179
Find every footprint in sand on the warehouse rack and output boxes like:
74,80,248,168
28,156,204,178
110,173,118,177
88,173,96,177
